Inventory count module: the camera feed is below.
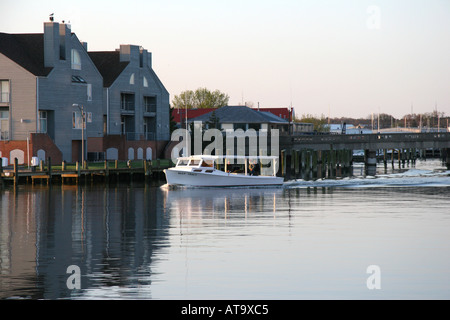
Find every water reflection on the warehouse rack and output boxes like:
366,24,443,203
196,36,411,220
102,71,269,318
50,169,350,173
0,184,286,299
0,184,170,299
2,179,449,299
162,186,285,221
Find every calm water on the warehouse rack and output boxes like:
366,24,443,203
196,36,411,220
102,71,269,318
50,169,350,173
1,159,450,300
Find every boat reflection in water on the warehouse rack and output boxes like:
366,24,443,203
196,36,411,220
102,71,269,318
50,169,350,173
161,184,285,221
0,183,285,300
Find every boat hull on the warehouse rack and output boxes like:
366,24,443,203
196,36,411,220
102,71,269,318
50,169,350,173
164,169,284,187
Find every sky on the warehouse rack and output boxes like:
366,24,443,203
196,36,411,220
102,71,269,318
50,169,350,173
1,0,450,119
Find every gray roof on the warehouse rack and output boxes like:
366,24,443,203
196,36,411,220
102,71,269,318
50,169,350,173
188,106,288,124
88,51,129,87
0,33,53,76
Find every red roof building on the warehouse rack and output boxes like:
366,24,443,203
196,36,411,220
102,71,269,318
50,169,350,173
172,108,216,125
172,107,294,126
252,108,293,121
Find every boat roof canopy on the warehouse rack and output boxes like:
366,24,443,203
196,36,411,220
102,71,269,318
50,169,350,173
177,155,278,161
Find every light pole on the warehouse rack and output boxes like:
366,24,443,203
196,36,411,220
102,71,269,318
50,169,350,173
72,104,85,168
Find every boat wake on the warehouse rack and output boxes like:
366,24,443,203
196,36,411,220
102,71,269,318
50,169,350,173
284,168,450,189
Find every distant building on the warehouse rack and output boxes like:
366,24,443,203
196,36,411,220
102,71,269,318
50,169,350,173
172,108,215,128
326,123,372,134
0,20,169,164
187,105,290,134
251,107,293,122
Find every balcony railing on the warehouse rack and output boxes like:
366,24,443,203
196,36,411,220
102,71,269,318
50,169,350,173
121,101,135,112
123,132,155,141
0,131,9,141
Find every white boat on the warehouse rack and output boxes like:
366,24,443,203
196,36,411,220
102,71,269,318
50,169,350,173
163,155,284,187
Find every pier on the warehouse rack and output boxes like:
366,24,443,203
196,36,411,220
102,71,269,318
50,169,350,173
280,132,450,179
0,158,170,187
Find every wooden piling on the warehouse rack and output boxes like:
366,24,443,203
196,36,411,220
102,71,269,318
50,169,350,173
47,157,52,184
0,157,3,188
446,148,450,170
14,158,19,185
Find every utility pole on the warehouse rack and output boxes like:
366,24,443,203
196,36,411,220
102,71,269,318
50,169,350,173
73,104,86,168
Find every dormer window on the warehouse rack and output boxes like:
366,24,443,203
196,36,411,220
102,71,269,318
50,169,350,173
72,75,86,84
71,49,81,70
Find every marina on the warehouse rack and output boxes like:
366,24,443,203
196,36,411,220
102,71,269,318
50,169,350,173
0,158,169,187
1,159,449,300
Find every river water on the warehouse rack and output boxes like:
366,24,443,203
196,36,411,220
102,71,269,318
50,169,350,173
1,159,449,300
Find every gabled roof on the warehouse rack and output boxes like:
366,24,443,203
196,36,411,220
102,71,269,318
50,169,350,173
0,33,53,76
252,107,292,120
172,108,216,123
88,51,129,87
188,106,288,124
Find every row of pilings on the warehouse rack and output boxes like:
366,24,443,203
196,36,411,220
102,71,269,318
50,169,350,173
281,149,354,181
280,147,450,180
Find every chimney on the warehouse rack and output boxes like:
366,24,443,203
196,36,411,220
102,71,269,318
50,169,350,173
44,22,60,67
81,42,88,51
147,51,152,68
120,44,139,64
140,48,152,68
59,23,71,60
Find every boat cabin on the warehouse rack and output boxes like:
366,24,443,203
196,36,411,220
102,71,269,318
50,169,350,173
175,156,278,177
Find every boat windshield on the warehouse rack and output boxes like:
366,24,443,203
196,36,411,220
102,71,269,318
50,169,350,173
200,160,214,167
189,159,201,166
177,159,189,166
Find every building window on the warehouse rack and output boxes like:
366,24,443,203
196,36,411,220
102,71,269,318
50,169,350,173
143,76,148,87
72,75,87,84
39,111,47,133
143,96,156,113
121,93,135,111
71,49,81,70
0,80,10,103
72,111,83,129
129,73,135,85
87,84,92,101
234,123,247,131
0,107,9,140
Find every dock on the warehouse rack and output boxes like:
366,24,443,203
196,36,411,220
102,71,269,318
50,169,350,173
0,158,171,187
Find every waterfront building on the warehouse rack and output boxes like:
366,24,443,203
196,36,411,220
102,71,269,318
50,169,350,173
187,105,290,134
89,45,170,161
0,20,169,164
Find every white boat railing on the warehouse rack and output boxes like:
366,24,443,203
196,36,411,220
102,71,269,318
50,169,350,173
175,155,279,177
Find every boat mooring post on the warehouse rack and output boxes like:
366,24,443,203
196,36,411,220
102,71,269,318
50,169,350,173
14,157,19,185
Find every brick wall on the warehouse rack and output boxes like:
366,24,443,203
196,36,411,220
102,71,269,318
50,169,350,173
31,133,63,164
0,140,29,165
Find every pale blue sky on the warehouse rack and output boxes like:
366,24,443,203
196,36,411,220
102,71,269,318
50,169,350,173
1,0,449,119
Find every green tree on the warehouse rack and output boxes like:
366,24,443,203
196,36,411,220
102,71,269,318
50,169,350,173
295,114,330,133
206,110,220,129
172,88,229,109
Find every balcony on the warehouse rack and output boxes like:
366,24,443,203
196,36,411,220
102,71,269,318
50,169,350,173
1,131,9,141
121,93,135,114
121,101,135,113
123,132,155,141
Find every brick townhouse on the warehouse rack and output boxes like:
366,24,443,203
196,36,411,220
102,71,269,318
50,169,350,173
0,19,169,165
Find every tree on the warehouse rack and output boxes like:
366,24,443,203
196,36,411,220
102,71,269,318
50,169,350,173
206,110,220,129
172,88,229,109
172,90,196,109
295,114,330,133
